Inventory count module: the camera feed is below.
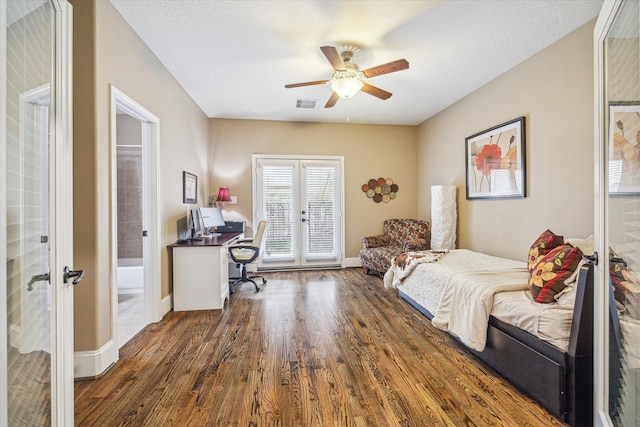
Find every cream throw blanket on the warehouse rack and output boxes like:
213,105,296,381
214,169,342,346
383,250,449,289
431,269,530,351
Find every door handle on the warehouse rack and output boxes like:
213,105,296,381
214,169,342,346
27,271,50,291
63,266,84,285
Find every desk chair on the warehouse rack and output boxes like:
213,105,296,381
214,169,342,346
228,220,267,292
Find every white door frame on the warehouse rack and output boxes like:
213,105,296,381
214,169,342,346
0,3,7,422
594,2,626,426
109,86,161,352
51,3,75,423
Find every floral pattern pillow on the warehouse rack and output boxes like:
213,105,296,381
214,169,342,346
528,229,564,272
609,252,640,313
530,244,583,303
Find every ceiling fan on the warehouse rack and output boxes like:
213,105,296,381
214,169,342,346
285,46,409,108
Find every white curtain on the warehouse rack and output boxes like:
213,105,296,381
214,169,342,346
431,185,457,250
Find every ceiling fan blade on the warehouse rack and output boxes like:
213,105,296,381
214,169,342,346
324,92,340,108
361,83,392,100
284,80,329,88
362,59,409,78
320,46,345,71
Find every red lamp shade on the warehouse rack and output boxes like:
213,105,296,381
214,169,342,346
216,187,231,202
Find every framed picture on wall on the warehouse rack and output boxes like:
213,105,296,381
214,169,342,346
465,116,526,200
608,103,640,195
183,171,197,204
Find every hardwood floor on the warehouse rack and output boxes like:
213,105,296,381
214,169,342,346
8,348,51,425
74,268,565,426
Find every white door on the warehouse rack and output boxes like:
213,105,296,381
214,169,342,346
254,156,344,270
1,0,76,425
594,1,640,425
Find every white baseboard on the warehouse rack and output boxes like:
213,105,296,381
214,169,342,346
74,293,173,378
342,257,362,268
118,288,144,295
161,293,172,318
74,339,118,378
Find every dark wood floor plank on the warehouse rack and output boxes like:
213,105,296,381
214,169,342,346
75,268,566,426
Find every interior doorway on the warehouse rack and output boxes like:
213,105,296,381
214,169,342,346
110,86,161,350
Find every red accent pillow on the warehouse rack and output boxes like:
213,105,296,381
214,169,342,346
530,244,583,303
528,229,564,272
609,256,640,319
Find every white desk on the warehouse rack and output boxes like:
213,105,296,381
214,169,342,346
169,232,241,311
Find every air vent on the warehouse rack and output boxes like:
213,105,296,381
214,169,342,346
296,99,317,109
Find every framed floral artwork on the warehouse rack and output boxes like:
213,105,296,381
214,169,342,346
465,117,526,200
608,103,640,195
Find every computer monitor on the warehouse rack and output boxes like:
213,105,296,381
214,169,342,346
200,207,225,236
190,208,203,237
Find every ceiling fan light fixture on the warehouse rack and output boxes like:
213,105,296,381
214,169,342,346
331,73,365,99
285,46,408,107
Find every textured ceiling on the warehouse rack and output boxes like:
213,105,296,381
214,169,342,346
109,0,603,126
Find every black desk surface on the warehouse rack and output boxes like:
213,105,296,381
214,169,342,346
168,232,242,248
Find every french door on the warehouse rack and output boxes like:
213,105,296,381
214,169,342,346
594,0,640,425
253,155,344,270
1,0,75,425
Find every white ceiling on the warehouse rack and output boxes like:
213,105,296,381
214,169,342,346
109,0,603,126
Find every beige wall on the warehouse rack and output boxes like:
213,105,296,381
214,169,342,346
71,0,210,351
417,20,595,260
208,119,418,258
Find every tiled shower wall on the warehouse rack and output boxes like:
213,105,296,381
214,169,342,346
117,146,143,259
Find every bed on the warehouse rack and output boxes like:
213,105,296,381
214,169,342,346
384,247,595,426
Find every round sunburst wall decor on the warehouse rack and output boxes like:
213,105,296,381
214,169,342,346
361,177,398,203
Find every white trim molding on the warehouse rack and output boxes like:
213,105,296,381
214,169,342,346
342,257,362,268
0,3,8,422
74,340,118,379
593,1,623,426
161,294,172,318
109,86,162,358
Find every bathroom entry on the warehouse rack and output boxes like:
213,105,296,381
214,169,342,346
110,86,161,352
115,113,145,346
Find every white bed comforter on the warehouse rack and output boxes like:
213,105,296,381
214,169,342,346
431,269,530,351
384,249,530,352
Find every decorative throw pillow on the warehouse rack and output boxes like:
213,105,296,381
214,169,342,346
530,244,583,303
609,250,640,318
528,229,564,272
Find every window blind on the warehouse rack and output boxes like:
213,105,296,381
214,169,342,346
304,165,337,258
260,165,295,258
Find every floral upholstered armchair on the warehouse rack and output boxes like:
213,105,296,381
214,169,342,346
359,219,430,275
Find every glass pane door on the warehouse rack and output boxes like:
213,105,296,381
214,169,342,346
300,160,342,267
254,156,343,270
256,158,300,268
5,1,54,424
598,0,640,425
2,0,74,424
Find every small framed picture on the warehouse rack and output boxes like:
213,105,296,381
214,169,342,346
465,117,526,200
183,171,197,204
608,102,640,195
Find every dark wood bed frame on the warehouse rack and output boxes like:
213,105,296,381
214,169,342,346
398,263,596,426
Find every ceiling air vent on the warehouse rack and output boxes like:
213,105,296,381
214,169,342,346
296,99,317,109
